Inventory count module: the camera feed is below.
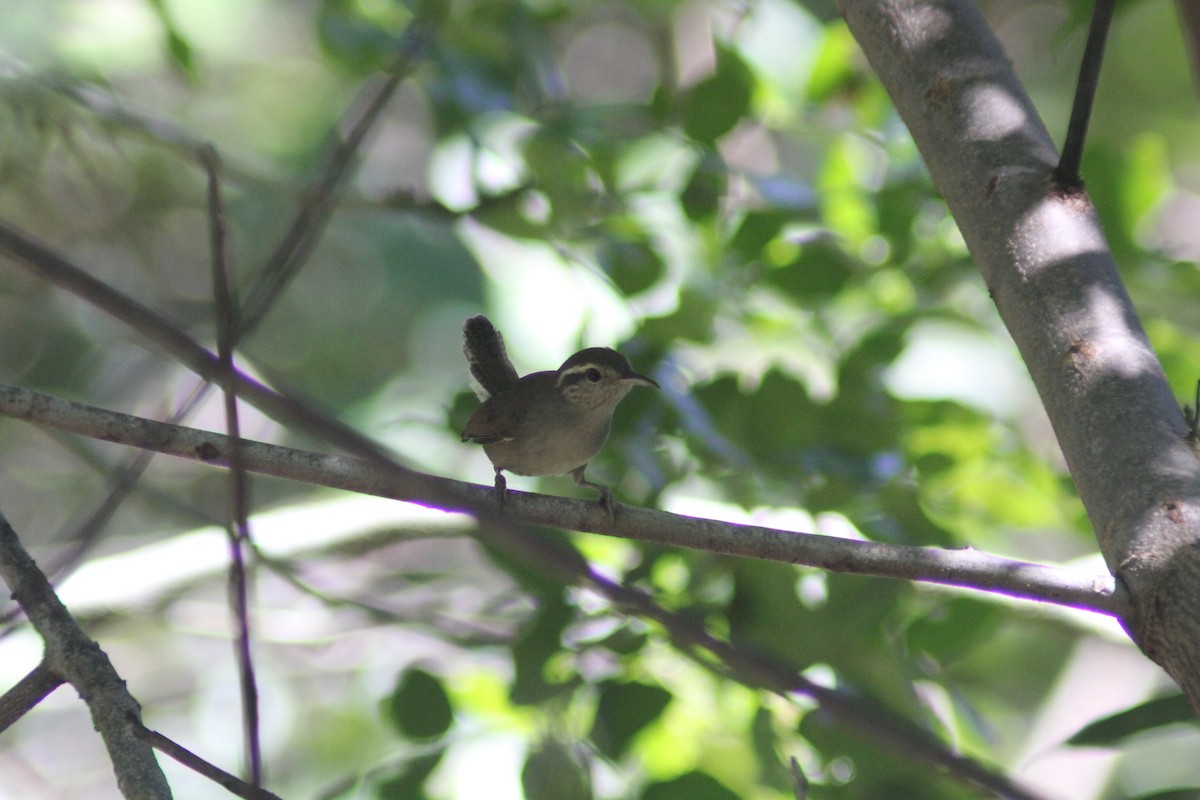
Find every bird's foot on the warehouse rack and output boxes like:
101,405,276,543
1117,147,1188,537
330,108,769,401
493,471,509,506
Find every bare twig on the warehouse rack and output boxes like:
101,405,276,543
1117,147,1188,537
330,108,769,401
0,383,1124,617
1055,0,1117,187
236,15,435,340
203,145,263,787
789,757,808,800
580,566,1048,800
0,220,399,467
0,662,64,733
131,719,284,800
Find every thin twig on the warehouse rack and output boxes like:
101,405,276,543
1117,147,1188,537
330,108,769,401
131,718,284,800
580,565,1049,800
236,16,434,340
0,220,399,465
203,144,263,787
0,662,64,733
1055,0,1116,187
2,9,439,605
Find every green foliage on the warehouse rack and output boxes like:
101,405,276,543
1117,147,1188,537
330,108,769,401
1067,694,1197,747
1,0,1198,798
522,739,593,800
640,771,739,800
386,668,454,740
590,680,673,759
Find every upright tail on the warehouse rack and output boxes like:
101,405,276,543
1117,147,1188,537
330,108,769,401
463,315,520,399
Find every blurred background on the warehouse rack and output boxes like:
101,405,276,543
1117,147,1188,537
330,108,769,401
0,0,1198,798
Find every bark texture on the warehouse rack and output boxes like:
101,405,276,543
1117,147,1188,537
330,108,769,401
839,0,1200,709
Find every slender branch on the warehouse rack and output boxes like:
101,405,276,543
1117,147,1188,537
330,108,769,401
579,566,1048,800
236,14,435,340
17,10,438,601
0,382,1125,616
1055,0,1116,187
0,512,172,799
203,145,263,787
0,661,64,733
0,219,400,467
131,720,283,800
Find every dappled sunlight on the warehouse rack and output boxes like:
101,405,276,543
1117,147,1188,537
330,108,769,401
1013,196,1110,268
962,83,1028,140
1079,286,1161,379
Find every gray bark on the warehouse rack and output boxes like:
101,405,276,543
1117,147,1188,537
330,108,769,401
839,0,1200,709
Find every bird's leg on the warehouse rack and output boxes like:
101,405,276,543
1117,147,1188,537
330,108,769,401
569,465,615,516
493,468,509,505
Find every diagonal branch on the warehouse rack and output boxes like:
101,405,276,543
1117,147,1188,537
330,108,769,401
0,662,64,733
0,382,1053,799
0,382,1124,616
0,512,172,799
839,0,1200,708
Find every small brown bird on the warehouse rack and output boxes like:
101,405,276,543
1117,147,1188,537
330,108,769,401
460,315,657,511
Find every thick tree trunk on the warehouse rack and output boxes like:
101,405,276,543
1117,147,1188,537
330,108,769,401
839,0,1200,709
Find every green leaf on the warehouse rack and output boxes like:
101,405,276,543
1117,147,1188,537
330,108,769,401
317,0,412,74
681,153,728,221
145,0,195,80
766,235,857,299
385,668,453,740
590,680,672,759
597,236,666,296
511,592,577,706
906,598,1003,665
681,45,755,144
522,739,592,800
640,771,738,800
1067,694,1196,746
376,752,443,800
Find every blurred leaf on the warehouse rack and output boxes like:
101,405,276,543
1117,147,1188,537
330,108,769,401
511,592,578,705
376,752,443,800
641,289,719,345
766,235,857,299
145,0,195,80
906,598,1004,666
474,190,551,240
597,235,666,296
1067,694,1196,746
806,21,858,102
681,45,755,144
591,679,672,759
385,668,453,740
524,124,600,224
317,0,411,74
522,739,592,800
681,153,728,221
640,771,738,800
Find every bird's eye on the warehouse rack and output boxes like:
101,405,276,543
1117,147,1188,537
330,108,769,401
586,368,602,383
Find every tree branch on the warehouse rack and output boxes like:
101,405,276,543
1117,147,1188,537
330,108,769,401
0,382,1124,616
839,0,1200,707
0,512,172,799
0,662,63,733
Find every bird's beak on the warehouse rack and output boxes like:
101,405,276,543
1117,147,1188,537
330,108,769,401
624,371,659,389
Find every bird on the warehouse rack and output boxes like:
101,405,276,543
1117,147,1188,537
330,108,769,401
460,315,657,512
